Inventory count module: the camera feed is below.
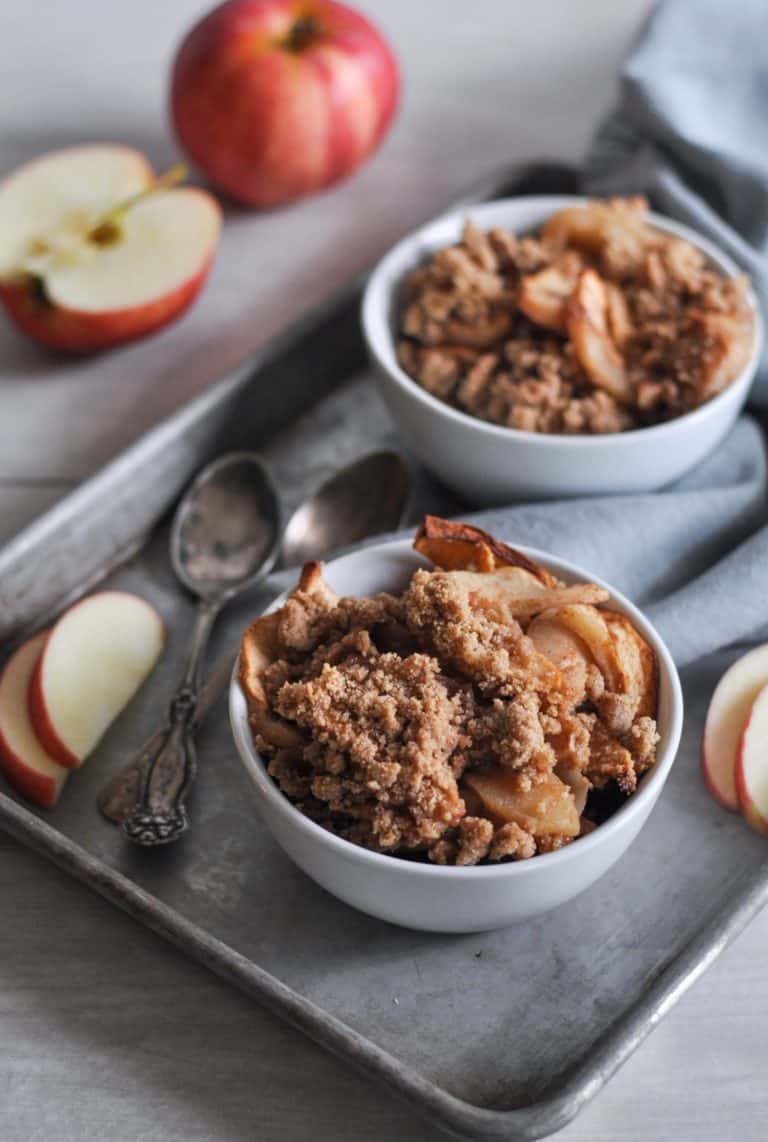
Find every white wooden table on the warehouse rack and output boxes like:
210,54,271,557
2,2,766,1138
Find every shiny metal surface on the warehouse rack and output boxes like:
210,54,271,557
280,450,410,568
172,453,282,598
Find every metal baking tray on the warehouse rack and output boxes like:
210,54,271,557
2,162,768,1142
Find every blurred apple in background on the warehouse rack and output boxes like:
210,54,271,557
0,146,221,351
171,0,400,208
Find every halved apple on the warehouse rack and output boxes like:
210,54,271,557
0,145,221,351
0,632,69,808
702,643,768,811
30,591,165,767
736,683,768,834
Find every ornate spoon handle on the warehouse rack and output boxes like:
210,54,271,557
121,598,221,846
98,647,236,825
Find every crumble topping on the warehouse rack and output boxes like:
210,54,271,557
241,521,661,866
397,198,754,434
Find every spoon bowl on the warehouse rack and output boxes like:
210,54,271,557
172,452,281,597
281,450,409,567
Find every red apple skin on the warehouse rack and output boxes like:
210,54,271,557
171,0,400,207
0,633,67,809
701,737,739,812
0,720,62,808
0,256,214,353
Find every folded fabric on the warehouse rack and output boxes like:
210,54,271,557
585,0,768,405
457,416,767,666
262,416,766,669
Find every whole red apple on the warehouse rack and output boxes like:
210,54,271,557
170,0,400,208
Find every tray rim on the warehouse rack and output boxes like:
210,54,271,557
3,788,768,1141
3,158,762,1140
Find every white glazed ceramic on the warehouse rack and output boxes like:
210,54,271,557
230,539,684,933
361,196,763,505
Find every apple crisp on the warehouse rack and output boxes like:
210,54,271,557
240,517,660,865
397,198,755,433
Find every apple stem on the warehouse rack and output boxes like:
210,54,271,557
89,163,188,247
283,15,321,51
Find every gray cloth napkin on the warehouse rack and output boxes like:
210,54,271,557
585,0,768,405
452,415,767,668
260,416,766,671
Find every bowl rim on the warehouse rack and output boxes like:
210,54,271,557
361,193,764,448
229,537,685,880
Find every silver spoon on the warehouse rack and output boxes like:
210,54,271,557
280,450,410,567
100,449,410,844
119,452,282,847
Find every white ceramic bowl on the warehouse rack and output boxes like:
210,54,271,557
230,539,684,933
361,196,763,505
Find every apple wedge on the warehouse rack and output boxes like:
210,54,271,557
737,683,768,834
413,516,558,584
602,610,658,719
527,612,595,704
0,632,69,808
540,603,624,693
0,145,221,351
30,591,165,768
702,643,768,811
463,768,580,840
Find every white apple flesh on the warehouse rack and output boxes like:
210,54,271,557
30,591,165,768
737,683,768,834
0,145,151,272
0,632,69,808
0,145,221,351
702,643,768,811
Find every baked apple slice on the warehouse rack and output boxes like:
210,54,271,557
441,570,608,624
414,516,558,584
527,612,595,704
414,517,608,624
565,269,634,404
554,762,591,815
539,603,625,693
240,562,332,750
463,766,580,840
517,253,582,333
602,610,658,719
